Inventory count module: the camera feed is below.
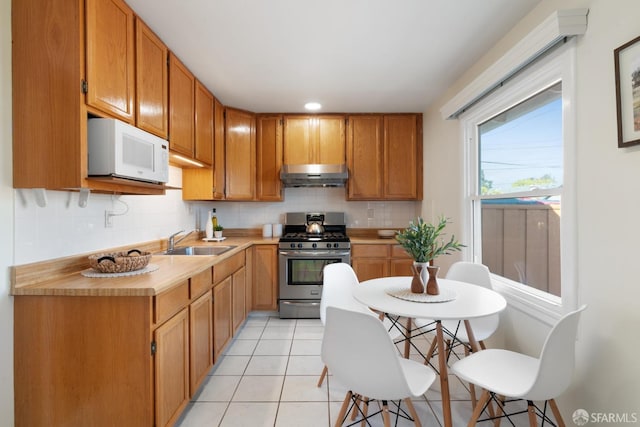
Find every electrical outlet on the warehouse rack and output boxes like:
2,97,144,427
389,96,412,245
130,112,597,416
105,211,114,228
367,208,375,219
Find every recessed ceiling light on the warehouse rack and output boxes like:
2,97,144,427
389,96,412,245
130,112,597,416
304,102,322,111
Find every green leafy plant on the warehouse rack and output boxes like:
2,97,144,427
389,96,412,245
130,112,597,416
395,216,464,263
214,224,224,231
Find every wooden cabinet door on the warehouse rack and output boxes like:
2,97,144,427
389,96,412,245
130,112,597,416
283,115,345,164
347,115,384,199
384,115,422,199
194,80,214,165
225,108,256,200
252,245,278,311
283,116,313,164
352,258,389,282
155,307,189,427
135,18,168,138
232,267,247,334
256,115,283,201
169,53,195,157
317,116,346,164
189,291,213,397
85,0,135,123
213,277,233,360
213,98,226,199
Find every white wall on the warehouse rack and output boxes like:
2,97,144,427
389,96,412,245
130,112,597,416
424,0,640,419
14,185,420,264
0,0,14,423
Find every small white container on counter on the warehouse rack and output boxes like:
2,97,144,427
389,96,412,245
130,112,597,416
262,224,273,238
272,223,283,237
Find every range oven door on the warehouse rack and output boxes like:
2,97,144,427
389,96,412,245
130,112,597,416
278,249,350,318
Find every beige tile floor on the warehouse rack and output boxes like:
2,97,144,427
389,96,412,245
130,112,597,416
176,313,536,427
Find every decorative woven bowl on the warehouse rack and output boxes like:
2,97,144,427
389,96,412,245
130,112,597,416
88,249,152,273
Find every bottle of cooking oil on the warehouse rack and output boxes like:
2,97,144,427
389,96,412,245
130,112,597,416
211,208,218,229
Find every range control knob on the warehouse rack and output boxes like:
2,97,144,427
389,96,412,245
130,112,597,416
312,243,317,249
297,243,303,249
290,243,296,249
326,243,332,249
333,243,340,248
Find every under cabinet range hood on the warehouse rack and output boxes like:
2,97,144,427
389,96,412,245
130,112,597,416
280,164,348,187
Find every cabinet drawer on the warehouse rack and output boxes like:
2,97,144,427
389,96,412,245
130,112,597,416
214,252,245,284
191,267,213,299
391,245,411,259
352,244,389,258
155,280,189,324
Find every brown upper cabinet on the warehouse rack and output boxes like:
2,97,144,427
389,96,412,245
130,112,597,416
169,53,196,160
86,0,136,123
283,115,346,165
181,98,225,200
346,114,423,200
256,115,284,201
169,53,214,167
225,108,256,200
194,81,214,166
135,18,169,139
12,0,165,194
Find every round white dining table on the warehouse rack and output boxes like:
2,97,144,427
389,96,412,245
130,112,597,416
353,276,507,427
353,276,507,321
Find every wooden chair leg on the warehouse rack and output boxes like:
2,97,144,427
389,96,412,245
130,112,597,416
549,399,566,427
527,401,538,427
350,394,360,420
469,389,491,427
360,397,369,427
494,395,506,427
381,401,392,427
404,398,422,427
464,346,478,409
334,391,352,427
423,339,437,366
317,365,328,387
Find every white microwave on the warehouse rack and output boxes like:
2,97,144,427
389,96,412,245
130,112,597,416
88,118,169,184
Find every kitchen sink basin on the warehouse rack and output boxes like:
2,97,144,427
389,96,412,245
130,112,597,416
163,245,236,256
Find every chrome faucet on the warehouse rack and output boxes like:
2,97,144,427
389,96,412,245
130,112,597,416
168,230,194,251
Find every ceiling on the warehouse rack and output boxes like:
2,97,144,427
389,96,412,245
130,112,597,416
126,0,541,114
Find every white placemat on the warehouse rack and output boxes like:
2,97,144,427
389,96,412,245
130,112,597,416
386,285,457,303
81,263,159,278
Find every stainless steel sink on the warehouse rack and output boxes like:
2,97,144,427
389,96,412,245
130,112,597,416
163,245,236,256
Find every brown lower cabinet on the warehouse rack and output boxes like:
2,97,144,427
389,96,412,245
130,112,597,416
351,243,413,282
13,244,280,427
13,267,220,427
212,251,247,360
252,244,278,310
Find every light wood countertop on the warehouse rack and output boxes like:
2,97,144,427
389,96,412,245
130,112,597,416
11,236,279,297
11,231,402,297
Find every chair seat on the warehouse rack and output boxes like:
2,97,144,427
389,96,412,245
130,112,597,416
399,357,437,398
452,348,539,398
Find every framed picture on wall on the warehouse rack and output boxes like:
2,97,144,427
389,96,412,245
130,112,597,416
615,35,640,148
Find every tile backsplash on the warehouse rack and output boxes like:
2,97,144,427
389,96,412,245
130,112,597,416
14,184,420,265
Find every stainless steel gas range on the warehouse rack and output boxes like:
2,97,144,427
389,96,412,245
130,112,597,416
278,212,351,319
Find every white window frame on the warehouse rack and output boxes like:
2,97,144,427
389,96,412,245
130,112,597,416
460,39,578,325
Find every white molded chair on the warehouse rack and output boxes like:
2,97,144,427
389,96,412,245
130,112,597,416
322,306,437,427
451,305,587,427
317,262,400,387
415,261,499,352
414,262,499,407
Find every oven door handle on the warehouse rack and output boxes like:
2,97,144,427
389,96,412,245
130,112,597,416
279,250,351,257
280,301,320,307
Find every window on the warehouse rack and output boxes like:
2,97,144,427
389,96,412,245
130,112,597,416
462,41,577,320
